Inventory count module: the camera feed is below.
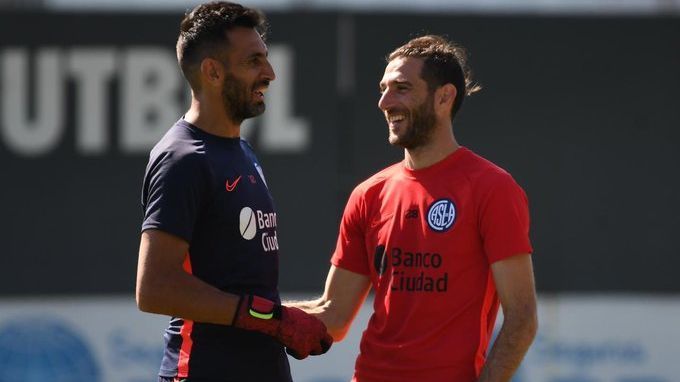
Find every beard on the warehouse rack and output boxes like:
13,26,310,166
221,73,268,124
390,93,437,150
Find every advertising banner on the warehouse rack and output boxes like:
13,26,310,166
0,295,678,382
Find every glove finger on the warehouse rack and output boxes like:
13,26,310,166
320,335,333,354
286,347,308,360
309,335,333,356
309,342,324,356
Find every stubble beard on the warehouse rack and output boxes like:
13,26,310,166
221,73,266,124
391,94,437,150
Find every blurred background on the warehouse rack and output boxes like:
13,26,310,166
1,0,679,381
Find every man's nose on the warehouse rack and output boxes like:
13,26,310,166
378,89,392,111
263,59,276,82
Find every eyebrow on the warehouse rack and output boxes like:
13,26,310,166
379,79,412,90
248,51,267,59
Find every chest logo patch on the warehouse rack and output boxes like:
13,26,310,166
239,207,257,240
426,199,456,232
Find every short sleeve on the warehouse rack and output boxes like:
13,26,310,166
478,173,533,263
141,151,210,242
331,186,371,275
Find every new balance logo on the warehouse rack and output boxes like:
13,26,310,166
405,209,419,219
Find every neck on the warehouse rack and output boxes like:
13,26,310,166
184,93,241,138
403,121,459,170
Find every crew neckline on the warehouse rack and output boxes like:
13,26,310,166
400,146,469,179
177,118,242,143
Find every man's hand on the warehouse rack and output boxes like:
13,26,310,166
232,294,333,359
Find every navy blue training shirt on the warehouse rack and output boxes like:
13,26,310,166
141,119,291,381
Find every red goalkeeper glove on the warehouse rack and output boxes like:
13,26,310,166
232,294,333,359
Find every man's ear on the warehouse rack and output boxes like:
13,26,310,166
200,57,223,86
437,83,458,107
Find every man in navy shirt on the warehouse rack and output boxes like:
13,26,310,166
136,2,332,381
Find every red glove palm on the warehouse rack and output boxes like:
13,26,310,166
232,294,333,359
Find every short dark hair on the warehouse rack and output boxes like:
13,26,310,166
176,1,267,89
388,35,481,120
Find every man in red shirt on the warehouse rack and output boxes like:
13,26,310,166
291,35,537,381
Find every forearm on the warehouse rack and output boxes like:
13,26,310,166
285,298,347,339
283,266,370,341
137,267,240,325
137,230,242,325
477,317,537,382
285,297,326,312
